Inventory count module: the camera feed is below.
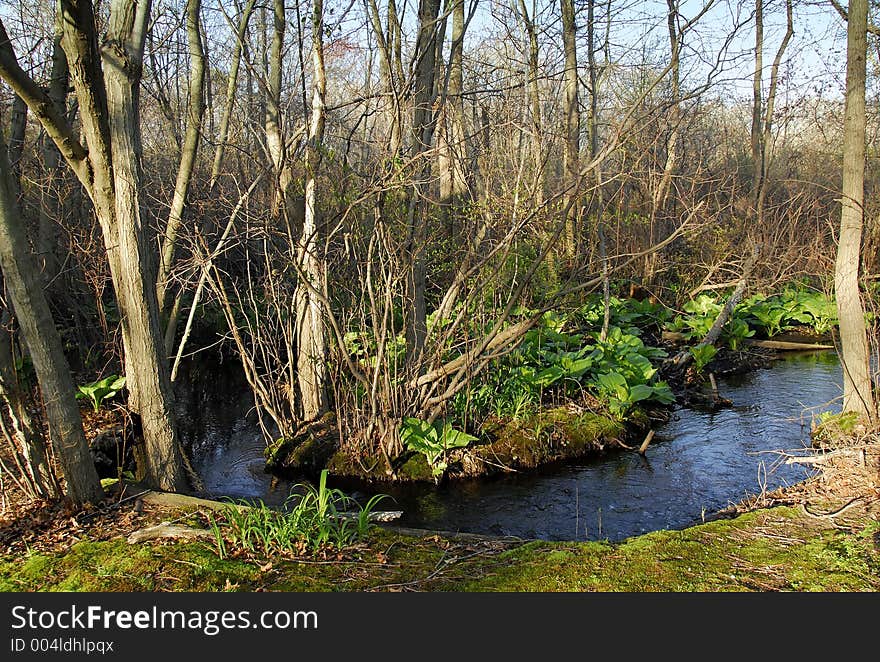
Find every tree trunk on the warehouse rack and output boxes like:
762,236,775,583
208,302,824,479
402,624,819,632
0,309,60,501
652,0,680,214
586,0,612,339
835,0,875,422
0,120,103,506
751,0,793,223
750,0,764,209
0,0,194,491
561,0,580,259
515,0,544,206
157,0,206,327
36,4,69,286
209,0,256,191
438,0,468,235
405,0,442,368
295,0,328,422
265,0,294,220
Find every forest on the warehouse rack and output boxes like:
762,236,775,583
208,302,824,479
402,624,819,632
0,0,877,593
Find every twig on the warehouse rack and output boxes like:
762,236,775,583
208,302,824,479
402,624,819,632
801,496,867,519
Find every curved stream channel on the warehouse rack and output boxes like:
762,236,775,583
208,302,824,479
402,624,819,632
181,351,842,542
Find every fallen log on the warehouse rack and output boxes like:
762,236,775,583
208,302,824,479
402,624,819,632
127,523,214,544
662,331,834,352
746,339,834,351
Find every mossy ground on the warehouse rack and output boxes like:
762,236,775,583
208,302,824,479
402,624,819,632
2,507,877,592
2,461,877,592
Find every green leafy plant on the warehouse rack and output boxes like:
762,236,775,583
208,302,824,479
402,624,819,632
688,344,718,372
592,371,675,420
721,317,755,350
400,417,477,477
787,291,837,334
76,375,126,412
209,470,389,558
744,300,789,337
451,314,677,427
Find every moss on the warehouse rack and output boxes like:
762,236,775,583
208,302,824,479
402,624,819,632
263,437,292,468
467,408,624,474
0,539,266,592
458,507,879,592
265,413,338,475
2,504,876,592
396,453,435,481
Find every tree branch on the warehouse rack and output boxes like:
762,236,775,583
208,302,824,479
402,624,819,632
830,0,880,36
0,19,92,192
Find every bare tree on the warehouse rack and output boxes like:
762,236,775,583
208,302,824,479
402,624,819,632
0,113,103,506
835,0,875,422
157,0,207,342
561,0,580,259
0,1,191,491
295,0,329,421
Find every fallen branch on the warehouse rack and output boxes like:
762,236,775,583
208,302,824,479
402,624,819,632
784,449,862,465
638,430,655,455
667,245,760,372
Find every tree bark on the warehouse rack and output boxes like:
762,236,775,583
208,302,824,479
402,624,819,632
405,0,442,368
438,0,469,235
751,0,793,222
295,0,328,421
514,0,544,206
835,0,875,421
209,0,256,191
157,0,206,328
0,119,103,506
0,309,60,501
652,0,680,214
750,0,764,207
0,0,193,491
35,3,70,286
561,0,580,259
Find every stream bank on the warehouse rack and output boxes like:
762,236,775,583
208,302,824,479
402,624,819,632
2,434,877,591
185,349,844,542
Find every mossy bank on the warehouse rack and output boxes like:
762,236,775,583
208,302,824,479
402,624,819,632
2,503,877,592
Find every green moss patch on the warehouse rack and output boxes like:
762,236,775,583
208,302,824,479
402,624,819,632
465,408,624,474
2,505,877,592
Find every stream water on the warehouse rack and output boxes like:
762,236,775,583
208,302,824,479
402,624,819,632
181,350,843,543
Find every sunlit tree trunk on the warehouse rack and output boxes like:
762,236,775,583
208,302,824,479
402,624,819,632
652,0,680,214
405,0,442,367
835,0,875,422
750,0,793,224
438,0,469,235
210,0,256,191
514,0,544,206
295,0,328,421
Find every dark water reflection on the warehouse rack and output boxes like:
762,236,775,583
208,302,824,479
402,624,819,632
182,351,842,543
